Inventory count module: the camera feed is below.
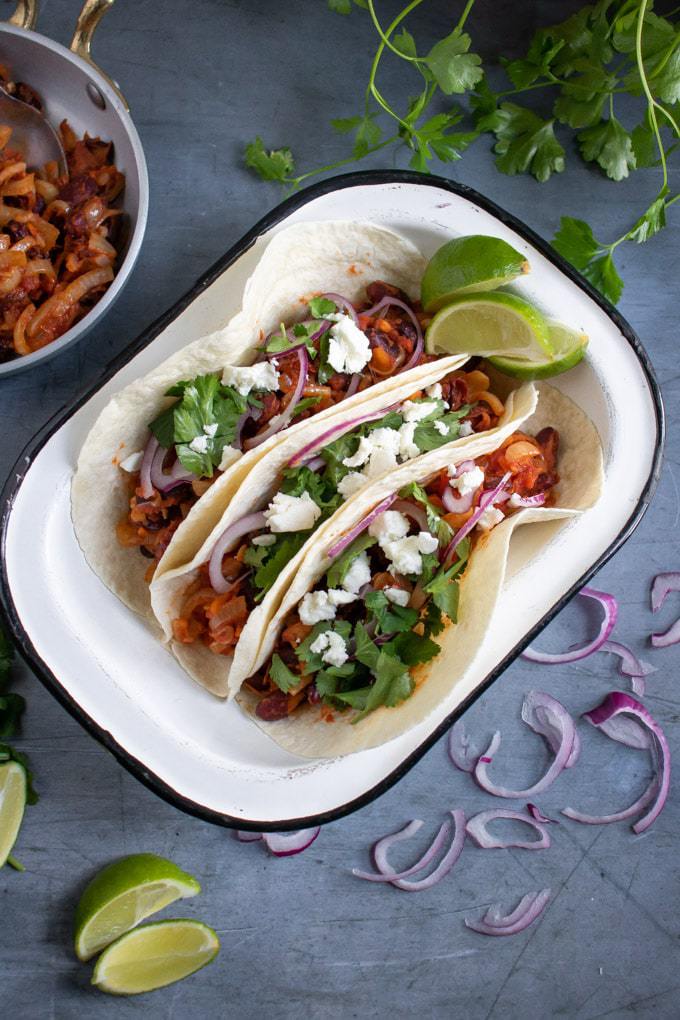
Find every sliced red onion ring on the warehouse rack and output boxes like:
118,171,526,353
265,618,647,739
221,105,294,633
651,572,680,612
522,587,618,665
352,818,448,883
233,409,254,449
508,492,547,508
448,720,479,773
321,292,358,323
287,405,398,468
454,460,475,475
346,373,361,397
650,617,680,648
523,692,581,769
597,714,651,750
355,811,466,892
235,830,263,842
562,782,657,826
601,639,656,696
327,493,397,559
527,804,557,824
564,692,670,833
139,435,159,499
208,511,267,593
304,455,325,472
443,473,511,562
465,889,551,936
442,485,475,515
150,443,195,492
465,809,551,850
363,295,423,373
244,347,308,451
391,499,428,531
262,828,320,856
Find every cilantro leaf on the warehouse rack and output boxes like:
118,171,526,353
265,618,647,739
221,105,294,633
351,650,414,722
252,533,308,597
413,408,469,453
424,538,471,622
631,120,657,169
504,33,565,89
326,533,377,590
408,110,477,171
269,654,299,694
387,631,441,667
296,621,352,673
479,103,565,182
148,404,175,449
245,138,295,182
264,321,319,359
353,621,380,670
425,30,483,95
315,663,356,699
331,112,382,158
393,28,417,59
0,627,14,678
399,481,453,546
628,191,668,244
551,216,600,270
365,590,418,635
308,297,337,319
582,253,624,305
423,601,445,638
578,116,636,181
290,396,322,421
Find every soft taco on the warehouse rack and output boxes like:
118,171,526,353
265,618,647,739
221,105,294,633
232,383,603,758
150,374,535,697
72,221,520,625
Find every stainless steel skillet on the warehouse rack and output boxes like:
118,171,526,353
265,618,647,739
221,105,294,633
0,0,148,377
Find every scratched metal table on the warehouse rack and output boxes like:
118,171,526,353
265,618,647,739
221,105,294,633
1,2,678,1017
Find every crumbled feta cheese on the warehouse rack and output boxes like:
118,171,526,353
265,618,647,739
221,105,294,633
119,451,143,473
398,421,420,460
189,434,210,454
417,531,439,554
365,445,399,480
369,510,410,544
384,586,410,607
508,493,524,508
338,472,366,498
342,551,371,594
459,421,474,437
402,399,439,423
434,420,449,436
328,588,358,607
326,315,371,374
222,361,280,395
299,590,337,625
310,630,349,668
252,533,276,546
342,436,373,468
425,382,443,400
203,423,218,438
218,445,240,471
449,465,484,497
477,506,505,532
369,428,402,457
263,491,321,533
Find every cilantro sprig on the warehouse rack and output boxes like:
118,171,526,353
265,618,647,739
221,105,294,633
244,0,678,303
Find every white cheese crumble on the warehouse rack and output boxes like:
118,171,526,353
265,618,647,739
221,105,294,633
434,420,449,436
425,382,443,400
189,434,210,454
310,630,349,668
449,465,484,496
252,533,276,546
119,451,143,473
337,472,366,499
326,315,372,374
459,421,474,437
368,510,410,544
263,492,321,533
342,551,371,594
383,531,439,576
402,399,439,423
398,421,420,460
203,423,218,438
384,586,410,607
298,587,357,625
218,445,240,471
477,506,505,532
222,361,280,395
342,435,373,468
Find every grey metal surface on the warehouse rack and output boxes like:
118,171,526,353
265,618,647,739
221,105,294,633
1,2,678,1017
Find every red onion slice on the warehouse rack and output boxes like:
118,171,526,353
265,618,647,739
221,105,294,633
466,889,551,936
352,818,449,883
509,492,547,508
448,720,479,773
261,828,320,856
523,693,581,769
356,811,466,892
651,572,680,612
327,493,397,559
346,373,361,397
139,435,159,499
304,455,325,472
243,347,308,451
650,617,680,648
150,442,195,492
601,639,656,696
562,780,657,826
442,485,475,514
565,692,670,834
597,715,651,750
527,804,557,824
443,473,511,562
363,295,423,373
321,292,358,324
391,498,429,532
287,405,398,468
208,511,267,593
235,830,263,842
465,809,551,850
522,587,618,665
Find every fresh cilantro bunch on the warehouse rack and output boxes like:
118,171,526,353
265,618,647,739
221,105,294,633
244,0,679,304
0,625,38,870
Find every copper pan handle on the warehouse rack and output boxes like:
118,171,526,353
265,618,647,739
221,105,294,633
70,0,129,111
8,0,38,30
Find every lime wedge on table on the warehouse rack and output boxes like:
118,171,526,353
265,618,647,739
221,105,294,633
0,761,26,868
425,292,553,363
74,853,201,961
92,919,219,995
421,235,530,311
488,322,588,379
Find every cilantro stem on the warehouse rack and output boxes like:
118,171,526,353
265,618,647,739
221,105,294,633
7,854,24,872
635,0,667,191
367,0,421,62
457,0,476,31
367,0,427,132
290,136,400,186
495,76,567,98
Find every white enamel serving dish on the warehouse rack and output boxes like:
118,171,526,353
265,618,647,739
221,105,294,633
0,172,663,830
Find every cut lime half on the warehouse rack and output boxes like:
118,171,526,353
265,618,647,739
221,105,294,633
421,235,530,312
488,322,588,379
74,853,201,962
0,761,27,868
425,292,553,363
92,919,219,996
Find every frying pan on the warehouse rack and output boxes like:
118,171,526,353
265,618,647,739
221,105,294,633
0,0,148,377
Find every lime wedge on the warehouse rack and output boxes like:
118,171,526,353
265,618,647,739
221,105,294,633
0,761,26,868
425,292,553,362
488,322,588,379
74,854,201,961
421,235,530,312
91,919,219,995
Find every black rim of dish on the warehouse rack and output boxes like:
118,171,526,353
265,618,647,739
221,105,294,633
0,169,666,832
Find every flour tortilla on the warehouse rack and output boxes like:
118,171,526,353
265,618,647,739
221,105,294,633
150,379,537,698
72,221,428,622
235,382,604,758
